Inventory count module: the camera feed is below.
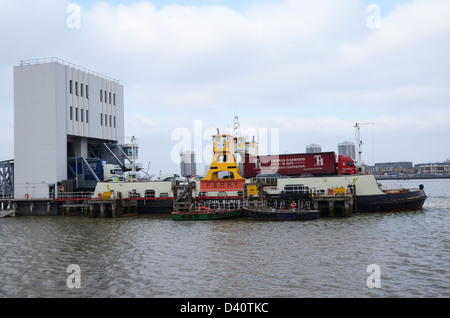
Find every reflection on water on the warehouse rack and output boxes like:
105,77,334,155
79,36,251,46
0,179,449,298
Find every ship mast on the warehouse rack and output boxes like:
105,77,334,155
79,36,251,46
354,122,374,168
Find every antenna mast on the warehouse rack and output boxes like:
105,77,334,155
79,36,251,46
355,122,374,167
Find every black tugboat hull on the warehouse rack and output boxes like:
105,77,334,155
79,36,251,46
243,208,319,221
356,189,427,213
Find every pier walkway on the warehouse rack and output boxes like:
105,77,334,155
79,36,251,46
0,192,141,217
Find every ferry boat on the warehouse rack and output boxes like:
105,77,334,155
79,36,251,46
92,125,427,214
262,174,427,213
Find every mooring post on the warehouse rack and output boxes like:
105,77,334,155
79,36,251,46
100,203,106,218
328,200,335,217
112,203,117,218
344,200,352,217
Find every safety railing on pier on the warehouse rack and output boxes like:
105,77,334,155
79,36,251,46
56,192,95,200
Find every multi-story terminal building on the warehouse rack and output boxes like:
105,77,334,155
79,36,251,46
338,141,356,160
180,151,196,177
14,58,125,199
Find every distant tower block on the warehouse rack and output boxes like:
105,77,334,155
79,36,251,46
338,141,356,160
306,144,322,153
180,151,196,177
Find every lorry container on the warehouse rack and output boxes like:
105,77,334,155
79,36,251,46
241,152,356,178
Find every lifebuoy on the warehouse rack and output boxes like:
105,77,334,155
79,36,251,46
291,202,297,209
98,193,102,199
328,188,334,196
24,193,29,199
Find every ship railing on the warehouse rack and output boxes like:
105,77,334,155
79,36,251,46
0,194,14,200
56,192,95,200
194,200,242,211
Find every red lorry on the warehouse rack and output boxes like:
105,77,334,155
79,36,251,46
241,152,357,178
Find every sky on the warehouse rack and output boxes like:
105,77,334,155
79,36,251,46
1,0,449,176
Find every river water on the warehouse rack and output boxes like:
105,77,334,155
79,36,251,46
0,179,448,298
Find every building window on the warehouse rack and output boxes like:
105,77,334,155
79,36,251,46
109,115,112,127
100,89,103,102
81,83,83,97
80,109,84,122
86,110,89,123
114,116,116,128
70,107,73,120
75,108,78,121
86,85,89,99
109,92,112,104
69,80,73,94
100,113,103,125
105,114,108,126
113,93,116,105
105,91,107,103
75,82,78,96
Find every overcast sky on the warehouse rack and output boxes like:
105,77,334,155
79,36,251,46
1,0,449,176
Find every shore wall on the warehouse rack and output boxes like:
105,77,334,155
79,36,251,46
374,174,450,180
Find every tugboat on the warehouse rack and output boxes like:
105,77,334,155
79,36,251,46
243,204,319,221
171,206,243,221
171,133,245,220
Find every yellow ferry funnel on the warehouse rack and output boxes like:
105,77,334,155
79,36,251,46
203,134,244,181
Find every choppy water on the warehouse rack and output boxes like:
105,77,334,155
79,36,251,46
0,179,448,298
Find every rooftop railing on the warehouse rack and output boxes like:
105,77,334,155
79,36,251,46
19,57,120,84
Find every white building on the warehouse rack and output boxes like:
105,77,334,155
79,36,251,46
338,141,356,160
14,58,124,199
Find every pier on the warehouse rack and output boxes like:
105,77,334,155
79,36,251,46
1,192,139,218
312,195,354,217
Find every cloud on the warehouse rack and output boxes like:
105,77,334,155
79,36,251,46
0,0,449,171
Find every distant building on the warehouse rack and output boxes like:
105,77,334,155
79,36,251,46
338,141,356,159
416,161,450,175
180,151,196,177
306,144,321,153
371,162,414,175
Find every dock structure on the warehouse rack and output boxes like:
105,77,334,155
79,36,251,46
311,185,356,217
312,195,354,217
0,191,138,218
173,182,194,212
